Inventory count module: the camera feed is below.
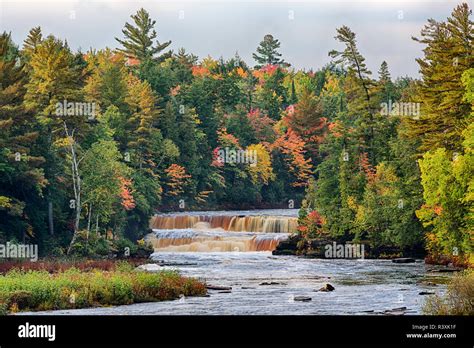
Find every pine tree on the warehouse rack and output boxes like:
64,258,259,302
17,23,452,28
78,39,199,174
252,34,287,68
115,8,171,62
22,26,42,58
174,48,198,67
289,78,298,104
0,32,46,241
24,35,83,126
24,34,86,245
410,3,474,152
84,49,129,113
172,48,197,84
125,74,161,172
378,61,390,83
377,61,395,106
330,26,378,164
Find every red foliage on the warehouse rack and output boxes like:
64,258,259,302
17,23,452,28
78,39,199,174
298,209,326,239
307,210,326,226
119,177,136,210
273,130,313,187
252,64,280,84
217,128,240,147
165,164,191,196
247,108,275,142
211,147,224,167
191,65,210,77
283,91,328,154
328,121,343,138
260,64,278,75
359,152,376,181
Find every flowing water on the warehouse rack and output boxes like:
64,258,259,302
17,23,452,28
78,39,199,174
23,209,450,315
148,209,296,252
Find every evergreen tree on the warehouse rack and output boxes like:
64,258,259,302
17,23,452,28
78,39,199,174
410,3,474,152
115,8,171,62
289,78,298,104
377,61,395,106
84,49,129,113
252,34,287,68
22,26,42,58
125,74,161,173
378,61,390,83
330,26,378,164
0,32,46,242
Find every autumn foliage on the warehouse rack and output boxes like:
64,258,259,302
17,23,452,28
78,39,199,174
164,164,192,196
119,177,136,210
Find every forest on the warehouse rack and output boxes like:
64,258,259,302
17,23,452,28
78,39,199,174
0,3,472,265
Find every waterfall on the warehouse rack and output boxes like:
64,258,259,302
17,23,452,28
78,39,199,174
148,210,297,253
148,235,285,252
150,214,297,233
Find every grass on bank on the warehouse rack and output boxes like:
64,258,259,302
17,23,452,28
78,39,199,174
0,263,207,314
423,269,474,315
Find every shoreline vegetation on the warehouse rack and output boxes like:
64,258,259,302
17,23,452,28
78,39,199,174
423,269,474,315
273,233,472,269
0,259,207,315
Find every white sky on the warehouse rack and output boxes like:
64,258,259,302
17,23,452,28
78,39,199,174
0,0,467,77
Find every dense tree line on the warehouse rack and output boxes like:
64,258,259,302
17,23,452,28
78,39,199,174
0,4,472,262
299,3,473,264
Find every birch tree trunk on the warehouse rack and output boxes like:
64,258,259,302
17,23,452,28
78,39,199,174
64,122,82,255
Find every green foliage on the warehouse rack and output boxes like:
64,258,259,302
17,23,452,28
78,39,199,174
115,8,171,62
81,139,131,228
252,34,287,68
416,132,473,259
0,32,46,242
409,3,473,152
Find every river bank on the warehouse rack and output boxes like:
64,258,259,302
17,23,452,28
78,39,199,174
0,260,206,314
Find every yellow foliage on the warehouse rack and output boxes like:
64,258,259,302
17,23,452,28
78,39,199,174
0,196,11,209
236,67,247,78
246,144,275,185
347,195,358,211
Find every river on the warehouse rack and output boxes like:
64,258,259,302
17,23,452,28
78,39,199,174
22,209,449,315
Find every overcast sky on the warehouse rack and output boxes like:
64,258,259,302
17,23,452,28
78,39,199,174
0,0,467,77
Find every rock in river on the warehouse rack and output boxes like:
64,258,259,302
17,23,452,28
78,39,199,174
294,296,312,302
392,258,416,263
318,283,335,292
206,285,232,291
259,281,286,286
419,291,435,295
